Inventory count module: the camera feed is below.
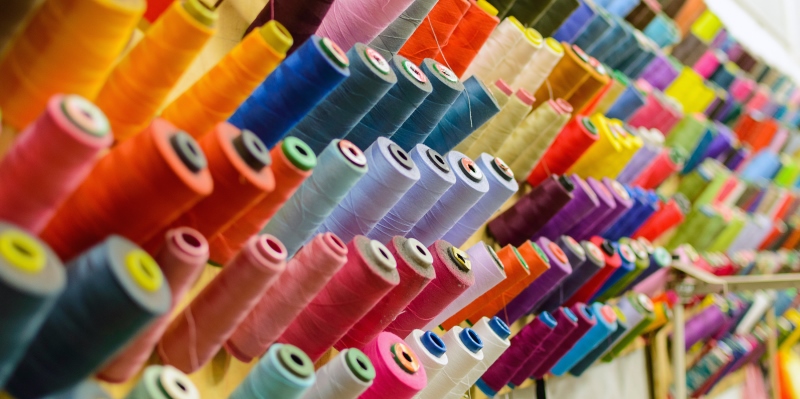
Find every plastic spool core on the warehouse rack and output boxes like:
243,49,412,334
486,244,504,271
426,148,450,174
460,328,484,353
627,240,647,260
159,366,199,399
282,137,316,171
618,244,636,264
319,37,349,68
488,317,511,339
0,231,46,274
558,175,575,192
125,250,163,292
563,236,585,258
581,117,598,135
338,140,367,167
600,241,615,256
637,237,654,254
365,47,390,75
610,181,630,201
600,305,617,324
585,242,604,264
388,143,414,170
62,95,110,137
369,240,398,270
173,228,209,258
278,344,314,379
233,130,271,171
259,21,293,54
402,61,428,84
434,63,459,83
549,242,569,264
563,308,578,323
459,158,483,182
421,331,447,358
540,311,557,328
533,243,550,265
637,294,655,313
391,343,421,374
448,247,472,272
345,349,377,383
170,132,207,173
492,157,514,181
654,247,672,267
405,238,434,267
182,0,218,27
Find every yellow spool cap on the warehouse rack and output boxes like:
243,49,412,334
476,0,499,16
525,28,543,46
125,250,163,292
259,20,293,54
545,38,564,54
182,0,218,27
508,16,525,31
0,230,46,274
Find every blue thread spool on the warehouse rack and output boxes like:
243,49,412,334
739,150,781,182
423,76,500,154
288,43,398,154
603,188,648,240
592,242,637,301
569,308,629,376
682,125,718,174
392,59,465,151
551,303,618,376
643,13,680,48
43,380,113,399
6,236,170,398
584,17,626,62
553,0,597,43
597,22,637,67
229,36,351,148
573,10,613,55
0,223,66,388
606,84,645,121
345,55,433,151
613,34,647,74
605,0,641,18
231,343,316,399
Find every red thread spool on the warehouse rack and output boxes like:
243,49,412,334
0,95,113,234
98,227,209,382
746,118,779,153
527,116,599,186
633,197,689,241
337,236,435,350
41,118,213,260
158,234,287,373
280,236,400,361
144,123,275,254
144,0,172,22
633,148,683,189
225,232,348,362
436,1,500,78
398,0,470,65
386,240,475,338
564,236,620,306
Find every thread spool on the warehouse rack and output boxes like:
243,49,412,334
506,0,556,26
46,380,113,399
616,129,664,184
491,28,544,85
643,13,680,48
602,294,655,361
512,38,565,93
531,235,584,311
317,0,416,51
361,332,428,399
509,307,578,386
6,236,169,397
564,178,615,241
535,175,600,241
230,343,316,399
125,365,199,399
398,0,471,64
464,89,535,159
592,242,637,301
573,9,614,51
538,240,605,313
417,327,483,399
532,303,596,378
496,99,562,167
583,71,628,116
245,0,333,54
289,44,398,154
533,0,580,36
386,241,475,338
281,236,399,361
603,189,660,239
453,79,511,154
606,84,647,122
320,138,420,243
553,0,597,43
99,228,209,383
0,95,112,234
508,103,573,180
226,233,348,363
0,223,65,387
528,117,600,186
597,239,651,300
300,348,375,399
369,0,440,59
590,180,635,236
449,317,511,397
626,245,672,289
406,330,449,382
685,299,727,350
633,147,686,189
393,60,465,151
229,35,350,148
551,303,618,375
339,237,435,349
736,290,775,334
41,119,213,261
437,0,501,77
565,237,622,306
569,306,628,376
163,21,292,138
463,17,526,80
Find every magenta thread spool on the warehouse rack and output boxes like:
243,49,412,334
565,177,617,241
537,240,605,313
534,175,600,241
685,298,728,350
531,302,596,379
508,307,578,387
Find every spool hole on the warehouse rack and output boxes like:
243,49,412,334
330,234,346,250
176,381,187,392
402,351,413,362
291,353,304,366
12,241,32,258
435,154,444,164
398,151,408,161
416,245,427,256
357,358,368,370
266,238,284,254
468,329,479,342
296,145,308,156
379,247,390,260
181,233,202,248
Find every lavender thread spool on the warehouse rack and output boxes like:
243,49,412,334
534,175,600,241
537,240,605,313
588,179,634,237
685,299,728,350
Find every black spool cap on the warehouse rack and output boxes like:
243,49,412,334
459,158,483,183
601,240,615,256
389,143,414,170
427,148,450,174
233,130,271,171
170,132,206,173
558,175,575,192
492,157,514,181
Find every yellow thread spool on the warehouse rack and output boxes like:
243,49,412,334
568,113,625,179
124,249,163,292
0,230,46,274
0,0,145,129
665,67,716,114
95,0,217,140
162,20,292,138
606,120,643,178
780,309,800,351
690,10,722,43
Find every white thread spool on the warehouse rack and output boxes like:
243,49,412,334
423,242,506,330
454,80,514,154
446,317,510,398
490,28,543,85
462,17,526,81
405,329,449,383
511,37,565,93
415,327,483,399
300,348,374,399
465,89,534,159
735,290,776,334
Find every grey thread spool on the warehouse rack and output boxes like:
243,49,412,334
369,0,440,60
43,380,113,399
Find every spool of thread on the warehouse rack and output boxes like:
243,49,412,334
454,80,514,154
225,233,347,362
369,0,440,59
338,237,435,349
626,245,672,289
491,28,544,85
125,365,199,399
564,177,616,240
532,303,596,378
606,85,647,122
98,227,209,383
603,294,655,361
532,236,584,310
535,175,600,240
617,129,665,184
551,303,618,376
408,152,489,246
596,239,651,300
533,0,580,37
736,290,776,334
281,236,399,361
591,180,635,235
566,237,622,305
667,205,719,250
633,147,686,189
289,44,398,154
509,307,578,386
47,380,113,399
361,332,428,399
512,38,565,93
387,241,475,338
300,348,375,399
533,44,605,112
0,0,145,129
158,235,286,373
463,17,526,80
506,0,556,26
229,35,350,148
508,102,573,180
464,89,534,159
573,8,614,51
0,223,66,387
406,330,449,382
685,299,727,349
569,306,629,376
590,242,635,302
665,113,709,154
497,99,564,167
230,343,316,399
320,138,420,243
0,95,112,234
425,242,505,330
553,0,597,42
603,189,660,239
95,0,216,140
450,317,511,397
538,240,605,313
528,117,600,186
41,119,213,261
417,327,483,399
399,0,471,64
163,21,292,138
317,0,418,50
6,236,169,398
437,1,501,77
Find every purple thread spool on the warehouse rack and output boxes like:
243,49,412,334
497,237,573,325
590,180,634,236
531,236,584,314
536,239,605,314
565,177,616,241
640,54,679,91
487,175,574,247
476,313,557,396
725,146,749,170
617,135,662,184
704,123,735,161
508,307,578,387
685,301,728,350
531,303,597,379
535,175,600,241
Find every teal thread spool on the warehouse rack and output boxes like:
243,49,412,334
231,343,316,399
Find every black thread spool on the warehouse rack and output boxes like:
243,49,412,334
6,236,171,398
0,222,66,388
662,0,686,18
671,32,709,66
42,380,113,399
245,0,335,54
488,0,521,19
624,0,658,30
531,0,580,37
506,0,557,26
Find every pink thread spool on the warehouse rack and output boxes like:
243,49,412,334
694,50,723,79
337,236,435,350
0,94,112,233
385,240,475,339
98,227,209,382
225,232,349,362
280,235,400,362
359,332,427,399
158,234,287,373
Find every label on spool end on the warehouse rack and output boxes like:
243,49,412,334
365,47,390,75
626,240,648,260
448,247,471,272
434,63,458,83
426,148,450,173
125,250,163,292
402,60,428,84
345,348,377,383
459,158,483,182
492,157,514,181
62,95,110,137
278,344,315,379
391,343,420,374
338,140,367,167
0,230,46,274
319,37,349,68
159,365,200,399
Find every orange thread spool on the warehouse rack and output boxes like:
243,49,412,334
41,118,213,261
95,0,216,141
436,0,500,78
567,57,610,113
162,21,293,138
144,0,173,23
0,0,145,129
531,44,592,110
398,0,470,65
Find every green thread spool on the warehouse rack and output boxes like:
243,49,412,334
676,163,714,203
774,156,800,188
665,113,708,154
667,205,717,250
693,160,730,208
686,206,726,251
125,365,199,399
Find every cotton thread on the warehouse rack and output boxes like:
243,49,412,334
300,348,375,399
316,0,417,51
230,343,316,399
369,0,440,60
